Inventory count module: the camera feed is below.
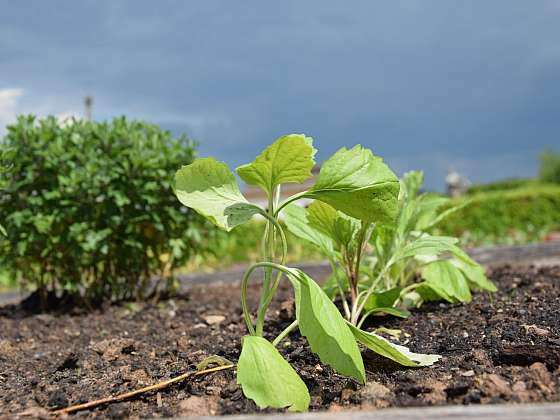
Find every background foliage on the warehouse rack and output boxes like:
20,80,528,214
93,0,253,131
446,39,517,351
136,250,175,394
436,185,560,246
0,115,213,301
539,149,560,184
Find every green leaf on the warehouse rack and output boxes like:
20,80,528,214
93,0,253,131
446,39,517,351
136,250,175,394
283,204,334,254
305,145,399,224
395,235,458,261
236,134,316,196
237,336,310,412
401,170,424,200
362,307,410,318
348,323,440,367
307,201,360,249
421,260,472,303
284,267,365,383
175,157,260,231
451,258,497,292
363,287,402,311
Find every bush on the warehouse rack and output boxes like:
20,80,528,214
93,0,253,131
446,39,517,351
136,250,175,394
539,149,560,184
436,185,560,245
0,115,212,302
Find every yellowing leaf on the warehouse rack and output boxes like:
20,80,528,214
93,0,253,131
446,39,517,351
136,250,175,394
237,336,310,412
306,145,399,224
175,157,260,231
236,134,316,196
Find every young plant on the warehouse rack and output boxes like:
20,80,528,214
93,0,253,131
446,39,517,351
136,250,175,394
284,170,496,332
175,135,439,412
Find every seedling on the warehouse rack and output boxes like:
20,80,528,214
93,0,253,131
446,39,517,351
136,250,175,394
284,170,496,330
175,135,440,412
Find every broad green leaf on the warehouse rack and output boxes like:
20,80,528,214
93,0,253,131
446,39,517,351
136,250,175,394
175,157,260,231
421,260,472,303
236,134,316,196
395,235,458,262
283,204,334,255
363,287,402,311
451,258,497,292
307,201,360,249
284,267,365,383
362,307,410,319
237,336,310,412
305,145,399,224
348,323,440,367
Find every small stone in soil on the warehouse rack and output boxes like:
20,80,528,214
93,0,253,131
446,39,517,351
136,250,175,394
47,390,68,409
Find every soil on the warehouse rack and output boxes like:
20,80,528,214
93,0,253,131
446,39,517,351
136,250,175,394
0,265,559,418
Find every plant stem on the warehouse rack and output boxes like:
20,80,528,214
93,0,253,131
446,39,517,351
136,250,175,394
241,222,288,337
255,204,290,336
351,260,392,324
274,190,308,217
330,260,351,320
255,193,276,336
272,319,299,347
240,267,257,335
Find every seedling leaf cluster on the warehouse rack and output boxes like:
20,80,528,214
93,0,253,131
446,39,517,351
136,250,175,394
174,134,494,412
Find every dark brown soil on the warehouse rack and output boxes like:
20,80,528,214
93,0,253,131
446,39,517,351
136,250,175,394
1,265,559,418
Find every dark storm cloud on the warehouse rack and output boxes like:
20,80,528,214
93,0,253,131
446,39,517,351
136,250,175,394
1,1,559,190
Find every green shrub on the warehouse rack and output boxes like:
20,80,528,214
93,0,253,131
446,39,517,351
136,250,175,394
436,185,560,245
0,115,211,302
539,149,560,184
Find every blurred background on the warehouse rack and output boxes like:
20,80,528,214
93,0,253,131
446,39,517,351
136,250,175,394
2,1,559,189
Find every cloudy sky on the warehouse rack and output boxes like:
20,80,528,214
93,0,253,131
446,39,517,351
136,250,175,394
1,1,559,190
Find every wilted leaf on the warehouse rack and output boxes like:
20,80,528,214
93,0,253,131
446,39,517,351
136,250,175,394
237,336,310,412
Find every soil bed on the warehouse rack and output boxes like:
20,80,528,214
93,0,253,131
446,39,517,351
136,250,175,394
1,265,559,418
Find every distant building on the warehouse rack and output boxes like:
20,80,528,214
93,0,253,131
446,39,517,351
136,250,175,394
243,165,320,211
446,169,470,197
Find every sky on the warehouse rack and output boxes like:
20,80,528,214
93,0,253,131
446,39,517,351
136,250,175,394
1,1,559,190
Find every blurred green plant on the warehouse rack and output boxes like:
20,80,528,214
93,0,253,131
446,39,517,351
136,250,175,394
0,115,212,303
539,149,560,184
466,178,537,195
436,185,560,245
